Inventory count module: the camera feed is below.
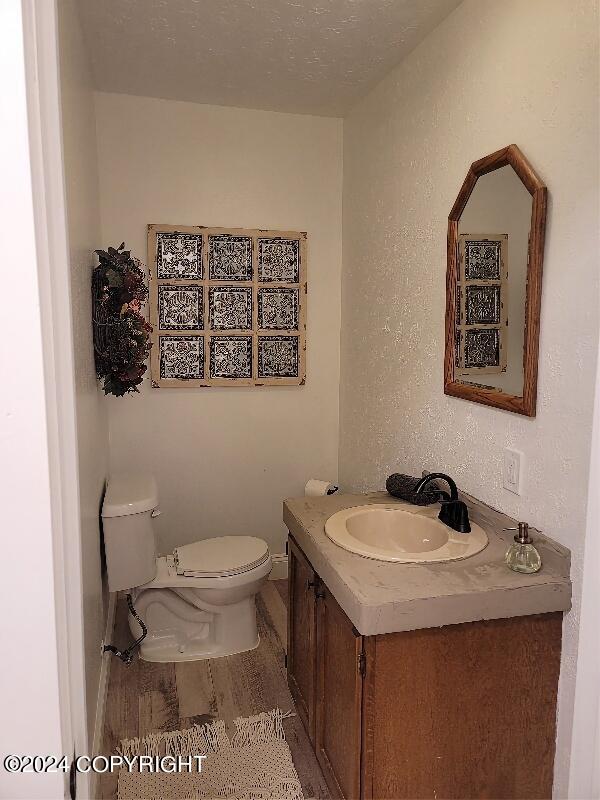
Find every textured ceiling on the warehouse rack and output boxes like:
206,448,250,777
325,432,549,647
77,0,462,116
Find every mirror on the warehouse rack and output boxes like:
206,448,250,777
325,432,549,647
444,144,547,416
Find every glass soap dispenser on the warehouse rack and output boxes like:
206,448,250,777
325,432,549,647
505,522,542,574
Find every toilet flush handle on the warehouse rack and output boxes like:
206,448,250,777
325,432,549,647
151,507,161,518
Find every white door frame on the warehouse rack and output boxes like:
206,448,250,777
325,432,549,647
23,0,92,790
0,1,89,797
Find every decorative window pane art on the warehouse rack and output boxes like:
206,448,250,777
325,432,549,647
148,225,306,387
158,285,204,330
210,336,253,379
464,328,501,369
159,336,204,380
209,287,252,330
455,233,507,376
156,232,203,279
465,284,501,326
258,336,299,378
209,234,253,281
464,240,502,281
258,238,300,282
258,287,299,330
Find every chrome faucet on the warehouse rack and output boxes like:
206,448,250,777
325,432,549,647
414,473,471,533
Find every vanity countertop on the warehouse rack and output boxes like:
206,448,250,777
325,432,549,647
283,491,571,636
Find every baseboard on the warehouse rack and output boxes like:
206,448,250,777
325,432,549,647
269,554,288,580
90,591,117,799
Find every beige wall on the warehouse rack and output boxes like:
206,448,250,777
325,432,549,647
339,0,598,793
58,0,108,751
95,94,343,555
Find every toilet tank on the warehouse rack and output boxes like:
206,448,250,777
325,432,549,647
102,473,159,592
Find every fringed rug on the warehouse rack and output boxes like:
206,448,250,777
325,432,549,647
116,708,304,800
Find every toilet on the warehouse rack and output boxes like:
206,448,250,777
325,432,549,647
101,473,272,662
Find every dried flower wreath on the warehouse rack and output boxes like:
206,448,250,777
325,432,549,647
92,243,152,397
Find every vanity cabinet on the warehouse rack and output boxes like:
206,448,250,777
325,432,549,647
287,536,318,741
287,534,562,800
315,587,363,800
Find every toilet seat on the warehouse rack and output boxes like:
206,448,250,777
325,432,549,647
174,536,270,578
138,549,273,592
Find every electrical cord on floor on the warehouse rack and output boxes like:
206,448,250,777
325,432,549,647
103,593,148,665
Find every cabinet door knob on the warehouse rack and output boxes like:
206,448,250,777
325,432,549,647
307,579,325,599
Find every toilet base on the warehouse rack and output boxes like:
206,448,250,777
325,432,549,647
138,633,260,663
129,588,263,663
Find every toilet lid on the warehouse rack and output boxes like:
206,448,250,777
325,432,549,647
174,536,270,578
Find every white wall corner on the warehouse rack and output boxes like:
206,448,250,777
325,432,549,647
567,348,600,799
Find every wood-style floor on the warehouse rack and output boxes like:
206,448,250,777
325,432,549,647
99,580,329,799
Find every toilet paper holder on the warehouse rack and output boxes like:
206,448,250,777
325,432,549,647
305,479,339,497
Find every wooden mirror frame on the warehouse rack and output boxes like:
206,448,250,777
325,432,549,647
444,144,547,417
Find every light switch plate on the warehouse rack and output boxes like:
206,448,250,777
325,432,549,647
503,448,523,494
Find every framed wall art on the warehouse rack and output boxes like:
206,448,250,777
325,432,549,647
148,225,307,387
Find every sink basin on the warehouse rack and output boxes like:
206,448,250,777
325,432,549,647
325,504,488,563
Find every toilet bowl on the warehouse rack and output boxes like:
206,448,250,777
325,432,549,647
129,540,272,662
102,473,272,663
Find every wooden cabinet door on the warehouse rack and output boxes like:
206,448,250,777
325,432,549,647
315,587,363,800
287,535,318,743
361,614,563,800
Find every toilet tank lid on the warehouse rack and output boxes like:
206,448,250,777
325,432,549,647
102,473,158,518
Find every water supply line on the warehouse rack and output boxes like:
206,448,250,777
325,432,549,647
103,593,147,665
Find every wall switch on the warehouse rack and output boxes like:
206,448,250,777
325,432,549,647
503,448,524,494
